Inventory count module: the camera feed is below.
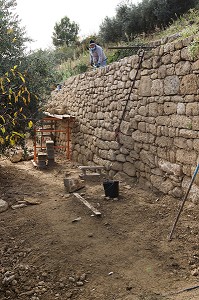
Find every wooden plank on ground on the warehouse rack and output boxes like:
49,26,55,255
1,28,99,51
73,193,101,216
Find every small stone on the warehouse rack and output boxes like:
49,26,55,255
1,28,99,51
59,282,65,288
76,281,84,286
124,185,131,190
66,292,73,298
2,274,15,284
10,151,23,163
11,279,17,286
191,269,199,276
11,203,27,209
30,297,39,300
68,276,76,283
80,273,86,281
0,199,8,213
72,217,81,223
5,290,12,297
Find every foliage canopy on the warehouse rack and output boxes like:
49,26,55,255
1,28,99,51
0,0,30,75
99,0,198,43
52,16,79,47
0,67,38,153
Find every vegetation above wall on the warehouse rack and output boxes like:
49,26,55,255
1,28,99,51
58,7,199,80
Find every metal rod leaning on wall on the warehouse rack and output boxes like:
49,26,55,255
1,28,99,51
168,163,199,241
115,49,145,143
108,45,154,50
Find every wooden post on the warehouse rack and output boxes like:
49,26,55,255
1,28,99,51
67,119,70,159
33,127,37,161
73,193,101,216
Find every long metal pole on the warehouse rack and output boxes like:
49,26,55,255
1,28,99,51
115,49,145,142
108,46,154,50
169,163,199,241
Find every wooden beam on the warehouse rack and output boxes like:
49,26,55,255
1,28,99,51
79,166,104,170
44,111,73,119
73,193,101,216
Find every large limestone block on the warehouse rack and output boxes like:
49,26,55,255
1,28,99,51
142,58,153,69
138,105,148,116
171,50,181,64
193,139,199,150
132,130,154,143
174,137,187,149
170,115,192,129
181,47,192,60
179,129,198,139
182,177,199,203
186,102,199,116
120,121,132,135
192,59,199,71
111,161,123,171
164,75,180,95
177,103,185,115
116,154,126,162
10,151,23,163
96,140,110,150
151,79,164,96
156,116,171,126
138,76,152,96
192,117,199,130
176,149,197,165
155,136,173,147
140,149,155,166
180,74,199,95
161,53,171,65
99,149,109,160
158,159,182,176
158,65,167,78
150,175,173,194
123,162,136,177
164,102,177,115
175,61,191,75
119,134,135,149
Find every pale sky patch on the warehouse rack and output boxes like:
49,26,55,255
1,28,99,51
15,0,140,50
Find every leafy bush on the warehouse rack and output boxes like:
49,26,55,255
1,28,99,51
0,66,38,153
189,36,199,58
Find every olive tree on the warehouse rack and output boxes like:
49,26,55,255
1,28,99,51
52,16,79,47
0,0,30,75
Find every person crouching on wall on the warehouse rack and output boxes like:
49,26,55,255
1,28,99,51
89,40,107,68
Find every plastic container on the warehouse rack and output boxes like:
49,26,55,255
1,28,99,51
103,180,119,198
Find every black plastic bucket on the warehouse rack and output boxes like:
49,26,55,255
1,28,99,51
103,180,119,198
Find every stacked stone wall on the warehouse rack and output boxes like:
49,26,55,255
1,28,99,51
47,35,199,201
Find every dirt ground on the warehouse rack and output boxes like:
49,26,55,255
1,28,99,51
1,153,199,300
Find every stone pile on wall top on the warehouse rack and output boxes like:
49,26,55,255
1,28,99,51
47,34,199,202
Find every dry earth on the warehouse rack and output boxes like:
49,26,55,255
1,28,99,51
0,153,199,300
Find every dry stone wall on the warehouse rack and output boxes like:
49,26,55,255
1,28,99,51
47,35,199,202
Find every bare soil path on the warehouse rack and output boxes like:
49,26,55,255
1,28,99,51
0,155,199,300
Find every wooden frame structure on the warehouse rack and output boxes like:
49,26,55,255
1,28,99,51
33,112,75,161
